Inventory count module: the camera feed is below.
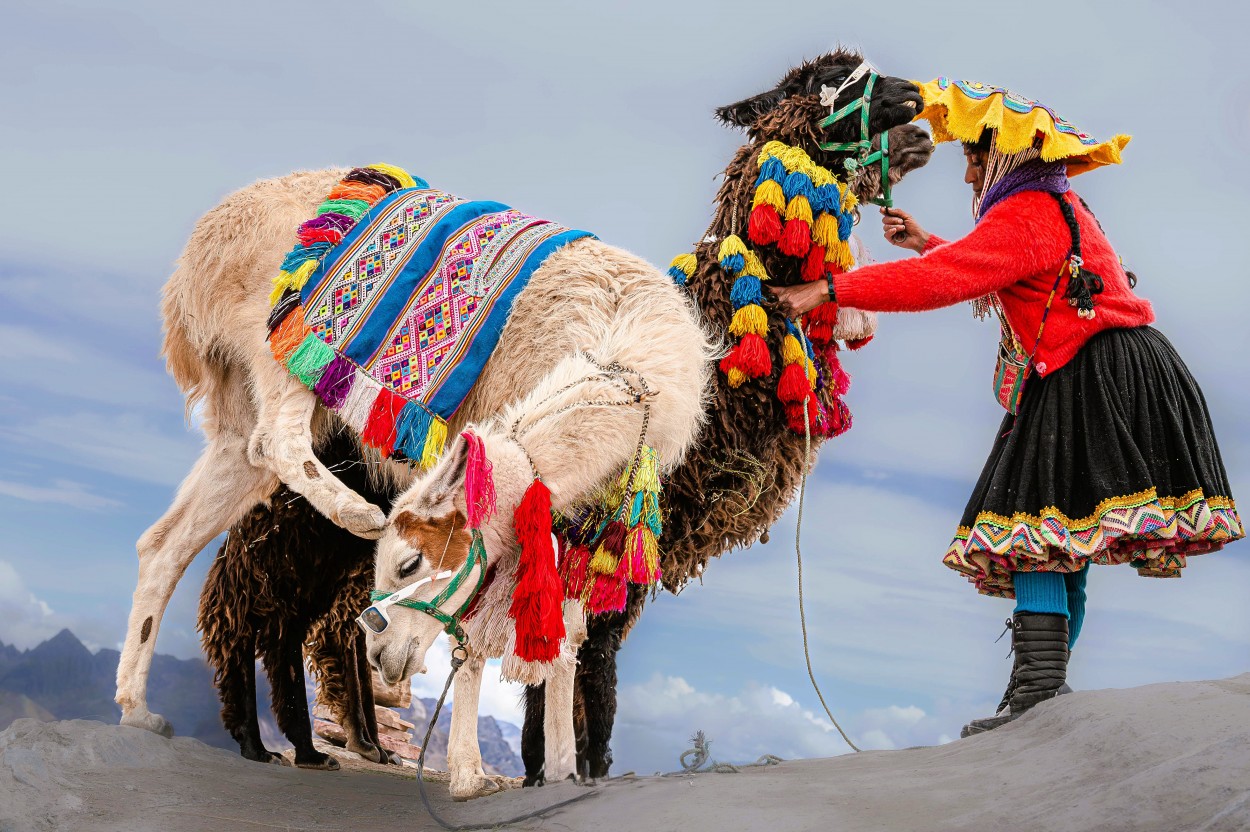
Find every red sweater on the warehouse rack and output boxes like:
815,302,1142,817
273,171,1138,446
834,190,1155,376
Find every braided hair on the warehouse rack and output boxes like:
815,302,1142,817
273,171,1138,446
1053,193,1104,319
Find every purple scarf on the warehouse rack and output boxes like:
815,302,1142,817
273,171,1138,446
977,159,1069,222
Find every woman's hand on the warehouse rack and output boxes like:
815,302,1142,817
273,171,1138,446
769,281,830,319
881,207,930,254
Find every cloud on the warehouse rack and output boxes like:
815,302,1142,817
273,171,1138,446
408,639,526,728
0,560,72,649
0,477,123,510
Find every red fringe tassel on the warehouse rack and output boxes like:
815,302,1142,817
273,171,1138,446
509,480,565,663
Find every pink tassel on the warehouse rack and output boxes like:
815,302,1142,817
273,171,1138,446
462,431,496,530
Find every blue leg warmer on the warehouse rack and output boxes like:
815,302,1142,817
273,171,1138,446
1012,572,1069,617
1064,566,1089,649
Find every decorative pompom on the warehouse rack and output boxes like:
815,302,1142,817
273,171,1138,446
828,239,855,270
586,569,628,614
667,252,697,285
729,304,769,338
725,366,747,388
781,334,806,366
729,274,764,309
812,212,840,248
718,235,748,273
785,396,819,433
462,431,497,529
837,210,855,242
846,334,874,351
626,526,660,584
806,319,833,347
782,171,815,201
748,204,783,246
825,350,851,396
558,542,591,600
778,219,812,258
828,396,853,437
741,250,769,280
813,183,842,214
752,179,786,212
802,244,827,283
777,362,812,403
735,333,772,377
509,480,565,663
589,520,628,574
784,195,813,225
361,387,406,456
758,156,787,183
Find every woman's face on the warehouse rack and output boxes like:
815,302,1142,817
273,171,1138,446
964,148,987,196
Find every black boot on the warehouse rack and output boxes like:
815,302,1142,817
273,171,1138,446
961,613,1070,737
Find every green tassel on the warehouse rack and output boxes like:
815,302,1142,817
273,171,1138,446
286,334,336,388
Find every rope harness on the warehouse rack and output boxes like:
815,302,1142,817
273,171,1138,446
818,61,893,208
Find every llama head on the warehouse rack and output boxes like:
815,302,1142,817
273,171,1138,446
716,49,933,205
365,429,529,685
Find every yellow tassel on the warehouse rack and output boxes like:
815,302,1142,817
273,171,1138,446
368,163,417,189
669,252,698,278
784,195,813,225
781,334,806,366
641,527,659,575
757,141,788,167
741,250,769,281
805,357,817,386
631,446,661,495
729,304,768,338
718,234,748,263
834,239,856,270
841,186,859,213
420,417,447,470
812,213,840,248
268,259,318,306
726,367,747,388
752,179,786,212
589,544,619,575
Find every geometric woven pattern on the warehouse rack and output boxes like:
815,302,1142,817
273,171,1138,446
943,488,1244,598
300,187,590,419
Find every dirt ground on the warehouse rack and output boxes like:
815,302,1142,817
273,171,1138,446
3,674,1248,832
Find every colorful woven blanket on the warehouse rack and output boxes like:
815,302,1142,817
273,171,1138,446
267,165,592,465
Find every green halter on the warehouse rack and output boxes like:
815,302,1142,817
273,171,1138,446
817,68,893,208
369,528,488,640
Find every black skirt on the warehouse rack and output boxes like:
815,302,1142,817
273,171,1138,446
944,326,1243,598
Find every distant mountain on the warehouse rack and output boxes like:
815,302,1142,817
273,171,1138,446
0,629,232,750
0,630,525,776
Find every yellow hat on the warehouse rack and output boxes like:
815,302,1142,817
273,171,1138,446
917,77,1131,176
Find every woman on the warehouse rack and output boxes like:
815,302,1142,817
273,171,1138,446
772,79,1243,735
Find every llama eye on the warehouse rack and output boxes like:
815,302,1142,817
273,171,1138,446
398,555,422,578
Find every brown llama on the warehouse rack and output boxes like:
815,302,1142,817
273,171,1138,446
198,431,399,769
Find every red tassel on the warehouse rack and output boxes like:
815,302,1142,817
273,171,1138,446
784,393,819,433
747,204,783,246
736,333,772,377
778,219,811,258
558,542,590,601
297,227,345,247
801,244,827,283
360,388,405,456
586,570,628,614
807,301,840,325
828,396,853,437
806,319,833,347
509,480,565,663
846,334,874,350
825,350,851,396
777,363,811,404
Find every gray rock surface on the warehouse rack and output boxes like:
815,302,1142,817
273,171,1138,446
1,675,1247,832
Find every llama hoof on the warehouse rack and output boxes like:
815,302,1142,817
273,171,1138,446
338,500,387,539
450,773,509,802
346,739,388,765
240,745,288,766
120,709,173,738
294,751,341,771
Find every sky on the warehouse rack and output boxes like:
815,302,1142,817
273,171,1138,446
1,0,1247,773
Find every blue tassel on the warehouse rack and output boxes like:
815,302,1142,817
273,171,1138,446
394,404,434,461
837,211,854,242
812,184,840,214
720,253,745,273
730,274,763,309
759,157,787,183
279,242,332,273
667,266,688,286
782,171,815,201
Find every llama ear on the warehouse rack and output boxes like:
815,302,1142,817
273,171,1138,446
425,433,470,507
715,88,788,130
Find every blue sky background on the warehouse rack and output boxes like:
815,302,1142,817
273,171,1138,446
1,0,1246,770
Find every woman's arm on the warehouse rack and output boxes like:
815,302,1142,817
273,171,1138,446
833,191,1071,314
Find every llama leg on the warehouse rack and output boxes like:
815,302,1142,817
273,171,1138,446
521,683,546,786
543,602,589,784
248,380,386,538
447,650,509,801
267,634,338,771
580,613,625,779
117,436,278,736
340,628,389,764
230,637,286,765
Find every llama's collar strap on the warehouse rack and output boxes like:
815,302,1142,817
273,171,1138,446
817,62,892,207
